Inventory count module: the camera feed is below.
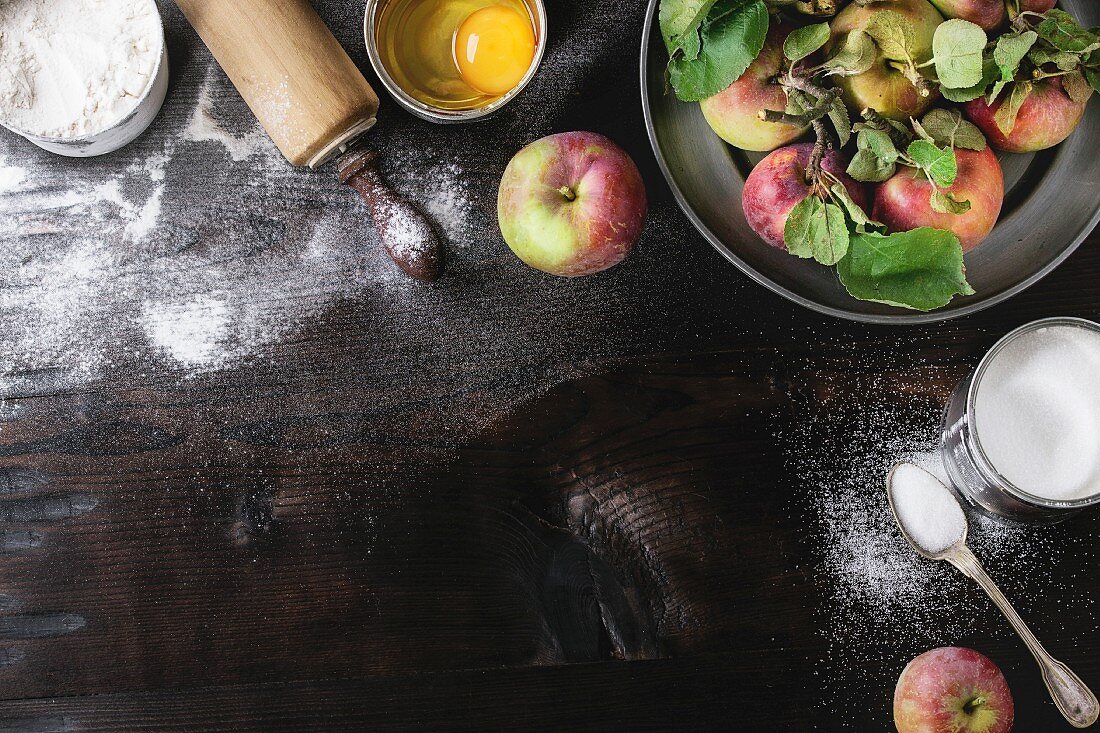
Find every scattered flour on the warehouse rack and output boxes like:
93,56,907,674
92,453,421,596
183,69,276,163
0,0,642,446
0,0,162,138
0,56,608,449
142,296,231,368
0,164,25,192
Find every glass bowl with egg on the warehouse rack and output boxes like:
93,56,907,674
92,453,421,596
364,0,547,123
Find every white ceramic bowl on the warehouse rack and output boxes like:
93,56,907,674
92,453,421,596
0,0,169,158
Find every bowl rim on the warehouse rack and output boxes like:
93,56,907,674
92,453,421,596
0,0,167,144
363,0,548,125
638,0,1100,325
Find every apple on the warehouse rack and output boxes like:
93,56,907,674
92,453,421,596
964,78,1087,152
497,132,647,277
895,647,1014,733
930,0,1006,30
1013,0,1056,14
700,22,808,152
742,142,867,249
827,0,944,120
873,146,1004,251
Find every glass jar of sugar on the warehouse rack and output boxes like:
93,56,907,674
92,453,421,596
941,317,1100,522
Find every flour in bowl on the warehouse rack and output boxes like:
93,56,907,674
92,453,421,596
0,0,162,138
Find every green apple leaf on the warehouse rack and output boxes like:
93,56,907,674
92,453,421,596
847,149,895,183
822,29,878,76
941,56,999,102
667,0,770,101
784,195,850,266
993,31,1038,86
829,183,885,235
1063,68,1094,104
930,189,972,215
993,81,1032,135
864,10,917,61
907,140,958,188
861,128,901,162
784,22,831,62
1028,46,1084,71
1036,9,1100,54
829,97,852,147
836,228,974,312
917,109,986,151
932,19,988,89
660,0,718,54
847,126,901,183
1086,67,1100,93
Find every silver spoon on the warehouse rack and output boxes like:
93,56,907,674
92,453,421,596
887,462,1099,729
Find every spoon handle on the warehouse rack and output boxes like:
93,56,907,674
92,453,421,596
949,546,1099,728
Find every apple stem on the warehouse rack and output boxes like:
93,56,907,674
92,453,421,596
861,108,913,150
767,77,840,131
776,75,837,187
784,75,833,103
558,186,577,202
807,118,828,187
962,695,987,715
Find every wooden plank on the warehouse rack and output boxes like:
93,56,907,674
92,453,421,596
0,0,1096,729
0,654,813,732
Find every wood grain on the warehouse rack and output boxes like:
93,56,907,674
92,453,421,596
0,0,1096,730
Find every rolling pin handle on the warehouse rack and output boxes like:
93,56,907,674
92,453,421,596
338,144,445,282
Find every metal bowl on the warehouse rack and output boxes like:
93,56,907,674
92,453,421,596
364,0,548,124
640,0,1100,324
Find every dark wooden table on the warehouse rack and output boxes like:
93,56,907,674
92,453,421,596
0,1,1095,730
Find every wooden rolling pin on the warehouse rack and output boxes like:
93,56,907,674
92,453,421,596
174,0,444,280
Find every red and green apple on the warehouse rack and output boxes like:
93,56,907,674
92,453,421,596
873,146,1004,252
965,78,1087,153
895,647,1014,733
827,0,945,121
742,142,867,249
497,132,648,277
700,22,808,152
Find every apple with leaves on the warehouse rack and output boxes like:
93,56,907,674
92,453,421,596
827,0,945,120
895,647,1014,733
701,22,809,152
742,143,866,250
874,146,1003,251
965,78,1088,152
929,0,1005,31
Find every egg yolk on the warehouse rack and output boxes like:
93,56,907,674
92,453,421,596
454,6,536,97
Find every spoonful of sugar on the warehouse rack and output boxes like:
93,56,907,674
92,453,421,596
888,462,1099,729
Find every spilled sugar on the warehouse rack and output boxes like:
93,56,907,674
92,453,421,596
783,369,1095,717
